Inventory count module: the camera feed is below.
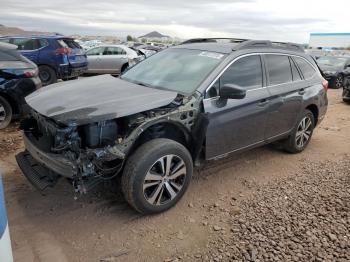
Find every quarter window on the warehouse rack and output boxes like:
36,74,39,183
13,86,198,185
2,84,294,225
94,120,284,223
294,57,316,79
265,55,292,85
220,55,263,90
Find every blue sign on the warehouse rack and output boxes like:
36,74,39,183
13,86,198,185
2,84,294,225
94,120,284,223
0,175,7,239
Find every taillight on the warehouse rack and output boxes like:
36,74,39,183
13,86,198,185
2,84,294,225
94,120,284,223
322,79,329,91
55,47,72,55
23,69,38,77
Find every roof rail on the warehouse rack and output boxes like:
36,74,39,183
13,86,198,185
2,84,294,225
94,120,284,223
181,38,305,53
181,38,248,44
235,40,305,53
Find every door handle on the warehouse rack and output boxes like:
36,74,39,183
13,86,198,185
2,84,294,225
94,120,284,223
299,88,306,95
258,99,269,107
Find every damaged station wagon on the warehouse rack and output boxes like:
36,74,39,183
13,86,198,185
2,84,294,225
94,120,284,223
16,38,328,214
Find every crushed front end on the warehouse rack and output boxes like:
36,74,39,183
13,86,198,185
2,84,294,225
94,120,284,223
15,93,205,194
16,109,125,193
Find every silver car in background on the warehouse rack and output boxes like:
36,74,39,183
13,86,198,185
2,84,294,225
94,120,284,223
85,45,144,75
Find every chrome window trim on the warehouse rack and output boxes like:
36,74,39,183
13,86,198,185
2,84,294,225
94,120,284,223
204,52,317,100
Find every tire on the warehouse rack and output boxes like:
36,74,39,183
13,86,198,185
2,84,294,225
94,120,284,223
334,75,344,89
283,110,315,153
38,65,57,86
122,138,193,214
120,64,128,74
0,96,12,129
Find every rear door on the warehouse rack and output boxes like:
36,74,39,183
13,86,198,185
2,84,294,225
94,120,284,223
101,46,128,73
204,54,270,159
11,38,40,63
57,38,87,68
264,54,305,139
86,47,106,73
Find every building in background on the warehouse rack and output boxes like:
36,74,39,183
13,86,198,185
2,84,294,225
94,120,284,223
309,33,350,49
138,31,171,42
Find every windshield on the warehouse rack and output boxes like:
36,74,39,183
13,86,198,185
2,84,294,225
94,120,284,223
121,48,225,94
317,56,347,67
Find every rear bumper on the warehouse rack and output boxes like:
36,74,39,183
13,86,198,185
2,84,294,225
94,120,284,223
58,64,87,79
17,133,77,178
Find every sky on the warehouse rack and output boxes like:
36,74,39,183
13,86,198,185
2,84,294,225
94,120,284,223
0,0,349,43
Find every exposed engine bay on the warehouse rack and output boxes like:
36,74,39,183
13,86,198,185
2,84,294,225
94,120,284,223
18,93,207,193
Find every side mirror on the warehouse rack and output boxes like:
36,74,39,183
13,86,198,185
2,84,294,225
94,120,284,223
220,84,246,99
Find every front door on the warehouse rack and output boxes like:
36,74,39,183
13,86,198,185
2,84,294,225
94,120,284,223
204,54,270,159
86,47,106,73
12,38,39,63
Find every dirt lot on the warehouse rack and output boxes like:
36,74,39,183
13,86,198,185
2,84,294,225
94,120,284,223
0,89,349,262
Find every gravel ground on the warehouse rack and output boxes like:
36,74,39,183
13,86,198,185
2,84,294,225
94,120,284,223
195,159,350,262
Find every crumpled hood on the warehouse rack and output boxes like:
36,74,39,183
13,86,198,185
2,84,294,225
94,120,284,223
26,75,178,125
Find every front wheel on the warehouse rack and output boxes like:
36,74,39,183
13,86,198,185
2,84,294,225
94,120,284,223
122,138,193,214
283,110,315,153
0,96,12,129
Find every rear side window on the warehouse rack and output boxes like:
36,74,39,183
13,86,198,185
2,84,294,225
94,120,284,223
220,55,263,90
58,39,82,49
38,39,49,48
294,57,316,79
86,47,105,56
0,38,10,43
265,55,292,85
12,38,39,50
289,57,302,81
104,47,127,55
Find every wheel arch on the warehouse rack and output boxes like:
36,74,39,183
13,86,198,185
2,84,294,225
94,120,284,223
127,120,195,159
37,64,58,75
0,92,19,115
305,104,319,126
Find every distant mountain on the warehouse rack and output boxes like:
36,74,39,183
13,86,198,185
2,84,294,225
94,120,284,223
138,31,170,38
0,24,56,36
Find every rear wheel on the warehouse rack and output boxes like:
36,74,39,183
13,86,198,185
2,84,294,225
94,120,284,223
334,75,344,89
283,110,315,153
122,138,193,214
39,65,57,86
0,96,12,129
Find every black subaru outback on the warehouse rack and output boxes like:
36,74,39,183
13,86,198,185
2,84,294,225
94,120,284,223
16,38,328,214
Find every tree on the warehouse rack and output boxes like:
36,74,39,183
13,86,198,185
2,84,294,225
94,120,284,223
126,35,133,41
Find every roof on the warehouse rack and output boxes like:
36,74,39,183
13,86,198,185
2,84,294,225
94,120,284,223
138,31,169,38
0,42,17,50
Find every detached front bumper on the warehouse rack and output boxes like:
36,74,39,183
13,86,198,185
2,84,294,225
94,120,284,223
16,133,78,186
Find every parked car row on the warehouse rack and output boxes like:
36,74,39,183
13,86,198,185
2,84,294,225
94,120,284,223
0,35,152,86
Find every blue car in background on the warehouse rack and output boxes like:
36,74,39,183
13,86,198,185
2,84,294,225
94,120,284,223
0,36,88,86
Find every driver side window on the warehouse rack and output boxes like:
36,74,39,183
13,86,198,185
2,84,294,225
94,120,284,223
206,55,263,98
